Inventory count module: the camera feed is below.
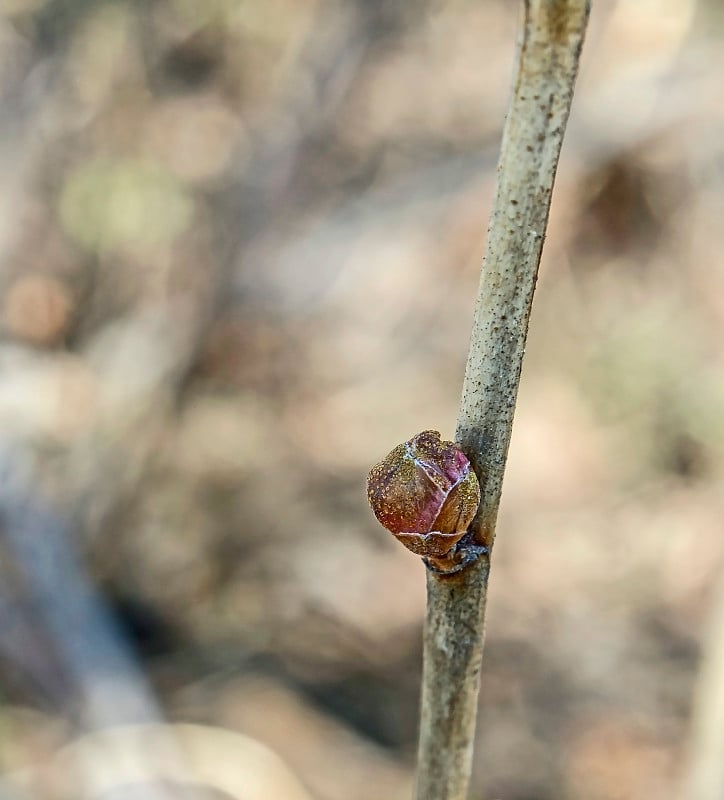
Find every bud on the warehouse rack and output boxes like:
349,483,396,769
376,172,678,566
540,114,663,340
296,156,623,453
366,430,480,557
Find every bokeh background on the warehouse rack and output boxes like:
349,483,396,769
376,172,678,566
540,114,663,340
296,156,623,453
1,1,723,798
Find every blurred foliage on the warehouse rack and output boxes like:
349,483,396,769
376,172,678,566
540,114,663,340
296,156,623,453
60,158,192,252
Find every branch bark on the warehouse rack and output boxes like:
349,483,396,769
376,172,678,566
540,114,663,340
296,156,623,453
415,3,591,799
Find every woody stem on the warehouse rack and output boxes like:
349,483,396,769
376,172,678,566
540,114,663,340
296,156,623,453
415,3,591,799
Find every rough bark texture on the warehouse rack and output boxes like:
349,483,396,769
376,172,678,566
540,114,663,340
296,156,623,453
457,0,591,552
416,2,591,799
417,557,490,800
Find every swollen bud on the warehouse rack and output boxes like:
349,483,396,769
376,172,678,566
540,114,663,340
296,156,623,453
366,430,480,557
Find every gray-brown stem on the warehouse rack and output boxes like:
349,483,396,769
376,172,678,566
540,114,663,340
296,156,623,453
416,2,590,799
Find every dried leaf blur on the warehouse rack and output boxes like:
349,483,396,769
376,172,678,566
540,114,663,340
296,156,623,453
0,1,722,798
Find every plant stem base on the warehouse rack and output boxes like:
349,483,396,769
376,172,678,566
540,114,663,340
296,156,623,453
416,555,490,800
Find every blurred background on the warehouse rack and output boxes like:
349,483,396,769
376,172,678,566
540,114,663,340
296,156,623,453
1,0,723,798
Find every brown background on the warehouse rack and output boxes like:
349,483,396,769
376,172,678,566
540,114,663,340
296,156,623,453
0,1,723,799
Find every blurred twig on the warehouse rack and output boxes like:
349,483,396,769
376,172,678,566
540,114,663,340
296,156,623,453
0,456,160,729
28,724,313,800
0,450,185,800
416,3,590,799
686,574,724,800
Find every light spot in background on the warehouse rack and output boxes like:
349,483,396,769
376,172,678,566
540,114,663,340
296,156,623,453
3,273,72,345
59,159,192,254
143,95,246,184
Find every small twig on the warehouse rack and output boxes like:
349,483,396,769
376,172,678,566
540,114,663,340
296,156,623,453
685,573,724,800
416,3,590,799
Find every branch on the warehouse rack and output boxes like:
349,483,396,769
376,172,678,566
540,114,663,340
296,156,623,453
686,574,724,800
416,3,590,799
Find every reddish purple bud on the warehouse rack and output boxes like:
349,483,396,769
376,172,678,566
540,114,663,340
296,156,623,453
366,430,480,557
